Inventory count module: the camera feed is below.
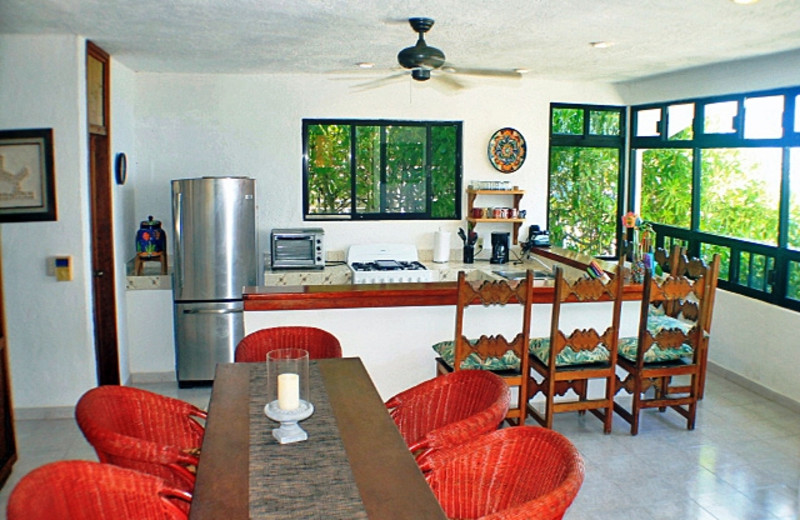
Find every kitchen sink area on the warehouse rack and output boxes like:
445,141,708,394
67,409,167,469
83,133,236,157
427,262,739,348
492,269,554,280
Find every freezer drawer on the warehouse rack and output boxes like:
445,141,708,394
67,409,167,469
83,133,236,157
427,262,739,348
174,301,243,385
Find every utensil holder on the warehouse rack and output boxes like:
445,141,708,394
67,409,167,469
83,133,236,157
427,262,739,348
463,244,475,264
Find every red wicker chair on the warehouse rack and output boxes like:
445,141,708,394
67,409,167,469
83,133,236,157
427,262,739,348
386,370,510,464
419,426,585,520
7,460,191,519
75,385,206,494
234,326,342,362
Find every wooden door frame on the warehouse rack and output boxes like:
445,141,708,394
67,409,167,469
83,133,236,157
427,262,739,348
87,41,120,385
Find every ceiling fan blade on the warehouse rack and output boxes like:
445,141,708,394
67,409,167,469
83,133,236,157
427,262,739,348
442,64,522,78
382,17,414,25
350,71,408,91
433,73,467,92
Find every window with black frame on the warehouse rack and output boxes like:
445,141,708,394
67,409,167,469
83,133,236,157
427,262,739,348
303,119,462,220
548,103,626,257
630,86,800,311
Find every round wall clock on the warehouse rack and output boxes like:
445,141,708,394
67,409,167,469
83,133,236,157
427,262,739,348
488,127,527,173
115,152,127,185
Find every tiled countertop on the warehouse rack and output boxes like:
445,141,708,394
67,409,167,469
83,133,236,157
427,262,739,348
127,246,602,291
262,247,590,287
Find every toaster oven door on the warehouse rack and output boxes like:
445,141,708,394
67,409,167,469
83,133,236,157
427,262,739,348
272,236,317,268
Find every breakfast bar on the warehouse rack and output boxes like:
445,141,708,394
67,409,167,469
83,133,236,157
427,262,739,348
244,248,644,400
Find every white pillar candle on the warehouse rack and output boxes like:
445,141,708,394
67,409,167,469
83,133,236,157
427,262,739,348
277,373,300,410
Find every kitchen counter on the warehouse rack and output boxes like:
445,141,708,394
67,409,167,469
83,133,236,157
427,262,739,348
245,246,641,401
247,247,635,311
262,246,601,286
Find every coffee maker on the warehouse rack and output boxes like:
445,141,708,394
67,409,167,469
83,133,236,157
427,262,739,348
490,232,510,264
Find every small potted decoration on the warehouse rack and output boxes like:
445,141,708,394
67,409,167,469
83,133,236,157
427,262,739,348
621,212,653,283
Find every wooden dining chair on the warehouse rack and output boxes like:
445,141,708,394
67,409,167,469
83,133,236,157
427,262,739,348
526,259,624,434
234,326,342,362
75,386,206,493
386,370,510,464
419,426,584,520
7,460,192,519
652,245,720,399
433,270,533,425
614,250,720,435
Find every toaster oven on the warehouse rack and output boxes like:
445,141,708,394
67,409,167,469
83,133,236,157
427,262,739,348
270,228,325,270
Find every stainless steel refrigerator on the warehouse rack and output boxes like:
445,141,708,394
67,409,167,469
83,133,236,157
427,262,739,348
172,177,256,386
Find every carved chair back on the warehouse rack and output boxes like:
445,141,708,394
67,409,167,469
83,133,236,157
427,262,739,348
544,263,624,371
614,250,720,434
453,270,533,425
526,259,624,433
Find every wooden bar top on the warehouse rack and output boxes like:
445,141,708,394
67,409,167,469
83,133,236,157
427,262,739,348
244,281,644,311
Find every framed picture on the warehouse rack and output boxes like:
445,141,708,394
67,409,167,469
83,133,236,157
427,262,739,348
0,128,56,222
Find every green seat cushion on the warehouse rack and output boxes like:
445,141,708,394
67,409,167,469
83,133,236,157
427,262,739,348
618,314,695,363
432,340,520,371
528,338,611,366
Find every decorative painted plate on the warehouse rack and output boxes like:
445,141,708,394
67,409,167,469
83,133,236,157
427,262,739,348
488,127,527,173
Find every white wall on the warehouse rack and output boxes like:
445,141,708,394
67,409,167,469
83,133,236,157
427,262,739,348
617,50,800,405
710,291,800,402
111,59,138,383
246,300,641,401
616,48,800,104
133,74,623,255
0,34,98,409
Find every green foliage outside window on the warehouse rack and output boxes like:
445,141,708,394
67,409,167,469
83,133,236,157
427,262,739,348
305,120,460,219
549,105,624,257
430,126,459,218
307,124,352,214
699,148,782,244
589,110,620,136
551,108,583,135
550,147,620,256
639,146,785,245
789,262,800,300
633,91,800,308
639,148,692,228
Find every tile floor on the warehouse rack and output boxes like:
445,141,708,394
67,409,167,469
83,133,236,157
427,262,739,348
0,372,797,520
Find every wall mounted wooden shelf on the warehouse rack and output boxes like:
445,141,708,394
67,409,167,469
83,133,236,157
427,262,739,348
466,189,525,244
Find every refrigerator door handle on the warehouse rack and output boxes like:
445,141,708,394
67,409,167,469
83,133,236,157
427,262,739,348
182,308,243,315
174,191,184,290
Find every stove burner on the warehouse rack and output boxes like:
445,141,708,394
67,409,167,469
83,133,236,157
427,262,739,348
350,260,427,272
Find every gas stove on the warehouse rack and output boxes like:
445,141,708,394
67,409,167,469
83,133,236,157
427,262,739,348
347,244,434,284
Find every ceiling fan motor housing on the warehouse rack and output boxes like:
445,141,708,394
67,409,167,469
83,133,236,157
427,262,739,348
411,69,431,81
397,17,446,77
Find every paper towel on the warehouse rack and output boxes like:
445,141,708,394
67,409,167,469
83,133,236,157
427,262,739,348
434,229,451,263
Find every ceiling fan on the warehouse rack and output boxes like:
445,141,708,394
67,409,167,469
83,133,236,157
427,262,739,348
351,17,522,91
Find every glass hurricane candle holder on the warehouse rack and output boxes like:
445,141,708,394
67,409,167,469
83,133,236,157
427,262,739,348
264,348,314,444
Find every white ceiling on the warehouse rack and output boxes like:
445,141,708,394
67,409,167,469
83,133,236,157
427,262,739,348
2,0,800,83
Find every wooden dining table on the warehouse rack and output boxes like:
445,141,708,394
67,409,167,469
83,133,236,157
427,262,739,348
189,358,447,520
